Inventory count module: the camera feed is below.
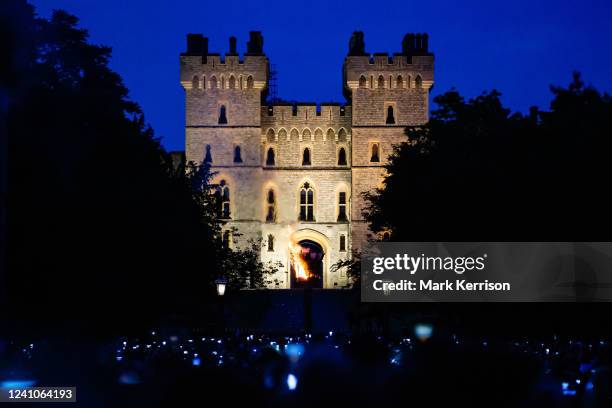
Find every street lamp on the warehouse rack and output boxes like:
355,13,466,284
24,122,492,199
215,277,228,296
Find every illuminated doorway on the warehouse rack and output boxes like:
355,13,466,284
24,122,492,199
290,240,324,288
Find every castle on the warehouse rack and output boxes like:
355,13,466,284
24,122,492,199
180,31,434,289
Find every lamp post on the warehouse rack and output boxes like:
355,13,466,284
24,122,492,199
215,277,228,334
215,277,228,296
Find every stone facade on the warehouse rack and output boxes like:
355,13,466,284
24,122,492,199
180,31,434,288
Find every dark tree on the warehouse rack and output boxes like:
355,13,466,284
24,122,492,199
3,3,222,335
364,75,612,241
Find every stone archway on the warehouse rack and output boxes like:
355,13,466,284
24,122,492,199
289,229,330,289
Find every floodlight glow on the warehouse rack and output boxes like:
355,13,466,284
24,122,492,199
286,374,298,390
414,324,433,341
1,380,36,388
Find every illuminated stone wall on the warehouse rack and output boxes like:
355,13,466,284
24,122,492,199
181,33,433,288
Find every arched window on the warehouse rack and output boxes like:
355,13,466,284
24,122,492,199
246,75,254,89
229,75,236,89
302,148,311,166
359,75,367,88
221,76,225,89
266,147,275,166
210,76,217,89
267,234,275,251
266,189,276,222
204,144,212,163
415,75,422,88
386,105,395,124
233,146,242,163
217,180,231,219
266,128,275,142
315,128,323,140
337,191,348,221
326,128,335,141
278,129,287,141
218,105,227,124
371,143,380,162
382,231,391,241
397,75,403,89
290,128,299,141
303,128,311,141
338,147,347,166
299,182,314,221
192,75,199,89
378,75,385,88
338,128,347,142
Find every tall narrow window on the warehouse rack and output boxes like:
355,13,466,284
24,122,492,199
378,75,385,88
299,182,314,221
266,189,276,222
339,235,347,252
338,191,347,221
192,75,199,89
266,147,275,166
382,231,391,241
229,75,236,89
217,180,230,219
338,148,347,166
246,75,254,89
386,105,395,124
267,234,275,251
397,75,403,89
201,76,206,89
204,145,212,163
233,146,242,163
218,105,227,124
210,76,217,89
371,143,380,163
302,148,311,166
415,75,422,88
222,230,231,248
359,75,367,88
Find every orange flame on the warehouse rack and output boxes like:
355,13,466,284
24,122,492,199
287,227,310,281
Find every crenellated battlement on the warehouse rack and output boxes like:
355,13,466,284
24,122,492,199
343,31,434,97
261,103,351,125
180,32,268,90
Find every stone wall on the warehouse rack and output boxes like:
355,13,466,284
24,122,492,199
181,32,434,288
344,51,434,248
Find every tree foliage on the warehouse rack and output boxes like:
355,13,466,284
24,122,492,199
364,74,612,241
3,2,238,334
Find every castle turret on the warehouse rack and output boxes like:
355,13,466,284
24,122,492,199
343,32,434,249
181,33,269,249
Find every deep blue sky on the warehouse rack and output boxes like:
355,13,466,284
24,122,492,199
31,0,612,151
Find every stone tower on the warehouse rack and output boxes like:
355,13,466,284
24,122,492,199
180,32,269,249
180,32,434,289
343,32,434,250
